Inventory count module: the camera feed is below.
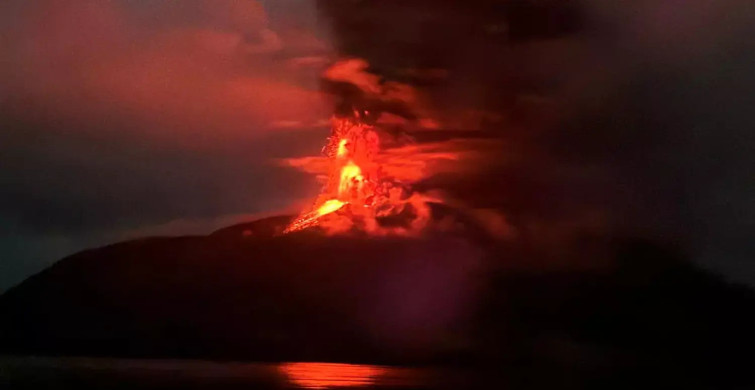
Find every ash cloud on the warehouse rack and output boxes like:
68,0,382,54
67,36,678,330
314,0,755,283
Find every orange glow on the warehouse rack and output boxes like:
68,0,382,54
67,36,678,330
282,199,348,233
283,115,380,233
279,362,385,389
282,139,490,184
283,114,440,235
338,161,364,198
317,199,347,216
336,139,348,158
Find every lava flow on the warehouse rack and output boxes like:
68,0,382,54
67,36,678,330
283,114,379,233
283,113,430,234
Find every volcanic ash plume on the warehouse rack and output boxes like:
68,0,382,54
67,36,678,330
281,58,512,237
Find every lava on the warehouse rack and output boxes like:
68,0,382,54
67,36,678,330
283,113,431,235
283,114,377,233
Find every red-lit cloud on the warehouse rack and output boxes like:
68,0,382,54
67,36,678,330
1,0,332,149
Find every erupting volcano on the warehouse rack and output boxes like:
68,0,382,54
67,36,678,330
284,112,433,235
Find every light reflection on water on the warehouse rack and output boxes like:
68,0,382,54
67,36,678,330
0,357,434,389
279,362,386,389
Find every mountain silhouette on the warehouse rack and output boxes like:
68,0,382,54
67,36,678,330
1,215,753,388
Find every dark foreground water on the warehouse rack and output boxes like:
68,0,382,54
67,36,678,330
0,357,474,389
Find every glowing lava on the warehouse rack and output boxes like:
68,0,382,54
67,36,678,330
338,161,364,198
284,114,414,234
318,199,348,215
283,115,376,233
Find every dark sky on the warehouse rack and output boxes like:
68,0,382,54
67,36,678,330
1,0,754,291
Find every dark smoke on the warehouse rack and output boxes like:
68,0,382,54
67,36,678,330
314,0,755,283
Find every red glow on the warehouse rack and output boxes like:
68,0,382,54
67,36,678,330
283,112,450,235
283,108,488,235
279,362,385,389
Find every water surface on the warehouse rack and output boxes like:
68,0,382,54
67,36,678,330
0,357,459,389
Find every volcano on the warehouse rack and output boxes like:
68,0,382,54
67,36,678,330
1,213,754,388
0,212,491,364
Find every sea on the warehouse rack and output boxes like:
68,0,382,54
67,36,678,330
0,357,479,389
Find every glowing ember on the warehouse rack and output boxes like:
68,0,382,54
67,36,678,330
279,362,386,389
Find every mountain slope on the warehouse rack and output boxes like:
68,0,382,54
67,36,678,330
1,216,753,387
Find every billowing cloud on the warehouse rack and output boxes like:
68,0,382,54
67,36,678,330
1,0,332,146
323,59,382,95
313,0,755,282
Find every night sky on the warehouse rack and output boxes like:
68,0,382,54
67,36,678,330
1,0,754,291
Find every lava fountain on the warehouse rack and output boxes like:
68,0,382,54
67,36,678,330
284,112,433,235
